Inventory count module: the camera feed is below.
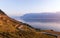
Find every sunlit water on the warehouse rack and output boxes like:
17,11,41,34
14,18,60,32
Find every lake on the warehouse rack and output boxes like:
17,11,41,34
13,18,60,32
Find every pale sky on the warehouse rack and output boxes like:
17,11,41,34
0,0,60,16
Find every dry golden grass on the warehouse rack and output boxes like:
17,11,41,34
0,10,57,38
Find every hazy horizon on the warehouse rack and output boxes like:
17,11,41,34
0,0,60,16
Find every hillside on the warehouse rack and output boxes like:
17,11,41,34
0,10,57,38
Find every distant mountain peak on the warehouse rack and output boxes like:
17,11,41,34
0,9,6,15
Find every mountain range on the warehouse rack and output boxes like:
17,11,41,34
21,13,60,22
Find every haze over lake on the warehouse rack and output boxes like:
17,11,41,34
12,13,60,32
14,18,60,32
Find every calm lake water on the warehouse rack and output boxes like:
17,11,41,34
14,18,60,32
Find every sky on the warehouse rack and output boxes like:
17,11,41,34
0,0,60,16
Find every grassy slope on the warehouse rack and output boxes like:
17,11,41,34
0,14,56,38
